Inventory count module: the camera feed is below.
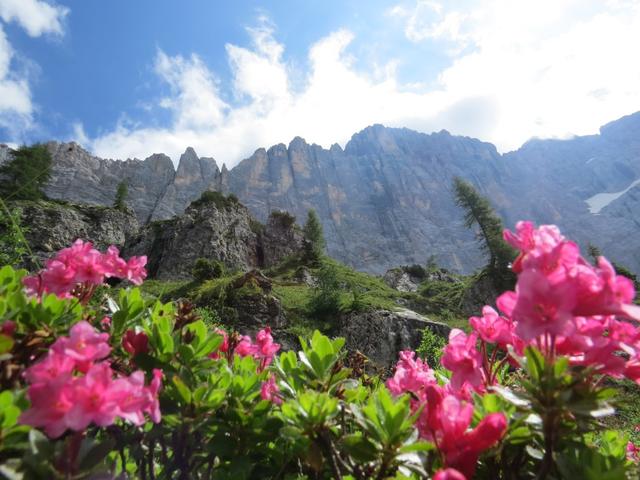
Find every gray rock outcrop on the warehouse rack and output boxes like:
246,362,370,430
383,268,420,292
338,308,451,370
124,196,304,280
10,200,138,265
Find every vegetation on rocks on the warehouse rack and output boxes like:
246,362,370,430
190,190,240,210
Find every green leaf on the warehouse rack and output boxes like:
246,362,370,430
172,375,192,404
0,334,13,355
342,434,378,462
78,438,116,471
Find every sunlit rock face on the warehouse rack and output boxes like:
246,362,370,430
14,111,640,274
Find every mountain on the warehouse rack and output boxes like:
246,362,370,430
2,112,639,274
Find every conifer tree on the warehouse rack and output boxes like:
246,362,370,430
114,181,128,211
0,144,51,201
303,209,325,264
453,177,516,286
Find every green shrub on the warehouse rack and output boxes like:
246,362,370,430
0,144,52,201
196,306,221,326
269,210,296,228
308,260,342,316
403,264,428,279
192,257,224,282
190,190,239,210
113,181,128,211
416,327,447,367
0,206,30,266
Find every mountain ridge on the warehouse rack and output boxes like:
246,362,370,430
2,111,639,274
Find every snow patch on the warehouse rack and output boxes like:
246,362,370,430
586,178,640,214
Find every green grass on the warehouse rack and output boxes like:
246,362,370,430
139,279,195,302
603,378,640,443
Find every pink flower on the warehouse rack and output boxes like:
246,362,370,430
145,369,163,423
51,321,111,372
424,385,507,479
508,270,577,341
1,320,16,337
23,350,76,386
100,246,128,278
235,335,257,357
434,468,467,480
255,327,280,369
209,328,229,360
122,329,149,356
469,306,514,346
19,378,75,438
20,325,162,438
125,256,148,285
260,375,282,405
441,329,485,392
627,441,640,463
64,363,121,430
38,259,76,296
386,350,436,396
572,257,640,320
22,240,148,301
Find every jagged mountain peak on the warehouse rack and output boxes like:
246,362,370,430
12,111,640,274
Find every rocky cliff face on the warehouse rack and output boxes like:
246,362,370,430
124,198,304,280
10,200,138,265
4,142,226,225
5,111,639,274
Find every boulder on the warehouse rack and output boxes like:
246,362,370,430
383,268,419,292
338,308,450,371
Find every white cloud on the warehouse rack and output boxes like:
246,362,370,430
86,3,640,167
0,0,68,37
0,0,68,139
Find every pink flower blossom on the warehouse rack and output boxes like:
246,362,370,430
122,329,149,356
22,240,148,301
508,270,577,341
386,350,436,396
424,385,507,479
235,335,257,357
19,378,75,438
125,255,148,285
627,441,640,463
441,329,485,392
23,350,76,386
64,363,122,430
1,320,16,337
469,306,514,346
20,324,162,438
51,321,111,372
255,327,280,369
260,375,282,405
209,328,229,360
434,468,467,480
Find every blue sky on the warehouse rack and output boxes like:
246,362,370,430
1,0,639,167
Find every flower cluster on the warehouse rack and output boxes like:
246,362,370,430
20,321,162,438
387,351,507,478
23,240,147,301
208,327,282,402
480,221,640,381
387,221,640,479
212,327,280,371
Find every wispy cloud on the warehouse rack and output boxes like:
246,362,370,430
0,0,68,139
85,3,640,167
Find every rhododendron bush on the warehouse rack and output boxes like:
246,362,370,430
0,225,640,479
